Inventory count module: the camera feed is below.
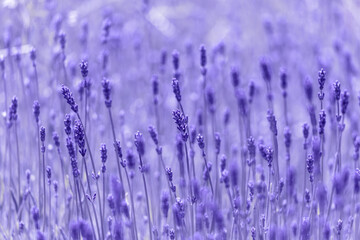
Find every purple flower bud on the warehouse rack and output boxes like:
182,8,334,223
303,77,313,102
61,85,78,113
215,132,221,155
266,147,274,167
206,86,216,113
248,81,255,103
74,120,86,157
319,110,326,135
9,96,18,124
148,126,158,146
46,166,52,184
161,190,170,218
287,166,296,197
336,219,343,236
100,144,107,164
173,110,188,142
267,110,277,136
0,56,4,70
221,170,230,188
236,88,247,116
30,48,36,61
59,32,66,50
151,75,159,96
31,206,40,230
64,114,72,136
79,60,88,78
306,154,314,182
102,77,112,108
134,131,145,156
302,123,309,139
52,132,60,148
341,90,349,115
284,127,291,149
280,68,287,90
197,134,205,150
224,108,230,126
229,160,239,187
172,50,179,71
172,78,181,102
318,68,326,91
126,149,136,170
231,67,240,88
333,80,341,101
260,58,271,82
114,140,123,160
33,100,40,123
160,49,167,67
40,126,45,142
200,44,206,68
173,198,186,227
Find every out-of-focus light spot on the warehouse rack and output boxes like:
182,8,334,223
0,44,33,57
208,20,230,46
146,8,175,38
68,11,78,26
3,0,17,9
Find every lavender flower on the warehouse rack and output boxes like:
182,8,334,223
267,110,278,136
134,131,145,157
173,110,188,142
102,77,112,108
161,190,170,218
341,90,349,115
74,120,86,157
33,101,40,123
61,85,79,113
333,80,341,101
172,78,181,102
260,58,271,82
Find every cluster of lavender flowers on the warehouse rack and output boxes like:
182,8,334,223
1,1,360,240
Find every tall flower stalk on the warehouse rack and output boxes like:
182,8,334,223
134,131,153,240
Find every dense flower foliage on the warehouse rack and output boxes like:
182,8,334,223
0,1,360,240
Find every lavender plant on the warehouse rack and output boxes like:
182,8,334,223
2,1,360,240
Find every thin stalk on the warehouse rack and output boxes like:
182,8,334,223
15,123,21,200
75,179,84,218
56,148,66,198
124,168,138,240
107,108,137,240
300,148,308,230
107,109,124,184
62,50,68,84
15,60,26,98
31,60,39,99
102,173,105,227
184,142,195,238
74,179,80,220
154,103,162,228
82,156,92,195
179,103,196,178
138,154,153,240
41,142,46,231
200,149,214,195
36,124,41,213
75,113,104,239
49,182,51,235
79,180,100,240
